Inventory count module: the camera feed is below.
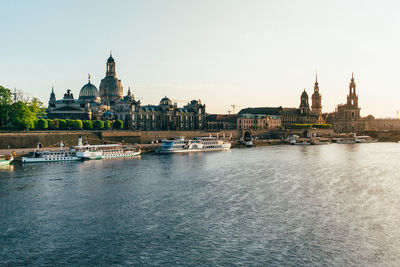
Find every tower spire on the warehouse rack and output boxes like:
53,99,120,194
88,73,91,83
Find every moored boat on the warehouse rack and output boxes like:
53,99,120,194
335,138,356,144
310,137,331,145
155,137,231,153
0,154,14,165
22,150,80,163
292,138,311,145
354,135,378,143
73,144,141,160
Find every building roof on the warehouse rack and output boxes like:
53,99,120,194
140,105,162,112
282,108,300,115
107,55,115,63
159,97,172,106
79,82,100,102
301,89,308,98
206,114,238,122
238,107,283,115
238,113,267,119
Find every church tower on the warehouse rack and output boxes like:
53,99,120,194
48,86,56,107
299,89,310,115
311,73,322,115
99,52,124,107
347,73,358,107
346,73,360,120
106,52,116,76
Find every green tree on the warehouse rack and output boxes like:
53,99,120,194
9,101,36,130
104,120,111,129
28,97,46,117
0,85,12,127
36,118,48,130
59,119,67,129
93,120,104,129
114,119,123,129
83,120,93,130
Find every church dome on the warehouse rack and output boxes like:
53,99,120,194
107,55,115,63
301,89,308,98
79,82,100,102
160,97,172,106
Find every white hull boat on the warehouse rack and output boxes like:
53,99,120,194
155,137,231,154
22,150,80,163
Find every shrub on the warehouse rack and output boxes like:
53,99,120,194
93,120,104,129
59,119,67,129
104,120,111,129
83,120,93,130
312,124,332,129
49,119,60,129
65,119,72,129
36,118,48,130
114,119,123,129
71,120,83,130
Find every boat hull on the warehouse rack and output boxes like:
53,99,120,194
0,160,12,166
336,140,356,144
156,147,231,154
22,156,81,163
101,151,141,158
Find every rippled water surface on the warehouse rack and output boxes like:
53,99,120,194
1,143,400,266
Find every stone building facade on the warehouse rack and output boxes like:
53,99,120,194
47,89,90,120
237,114,281,130
206,114,238,130
239,79,322,128
47,54,206,130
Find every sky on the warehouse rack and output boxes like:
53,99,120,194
1,0,400,117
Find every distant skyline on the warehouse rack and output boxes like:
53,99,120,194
1,0,400,117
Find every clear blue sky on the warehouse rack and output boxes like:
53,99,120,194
1,0,400,117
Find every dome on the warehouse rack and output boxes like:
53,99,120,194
79,82,100,102
107,55,115,63
160,96,172,106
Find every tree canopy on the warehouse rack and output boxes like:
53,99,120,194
0,85,12,127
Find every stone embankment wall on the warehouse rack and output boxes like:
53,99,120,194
0,130,240,149
361,131,400,142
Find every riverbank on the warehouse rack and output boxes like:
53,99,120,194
0,130,240,149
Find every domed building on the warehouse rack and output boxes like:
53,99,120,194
159,96,173,108
99,53,123,106
47,52,207,130
79,75,100,103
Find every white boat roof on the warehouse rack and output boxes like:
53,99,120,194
72,144,121,148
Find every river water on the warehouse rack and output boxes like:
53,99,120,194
1,143,400,266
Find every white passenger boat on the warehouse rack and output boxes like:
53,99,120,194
0,154,13,165
336,138,356,144
310,137,331,145
354,135,378,143
291,138,311,145
73,144,141,160
22,150,80,163
155,137,231,153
